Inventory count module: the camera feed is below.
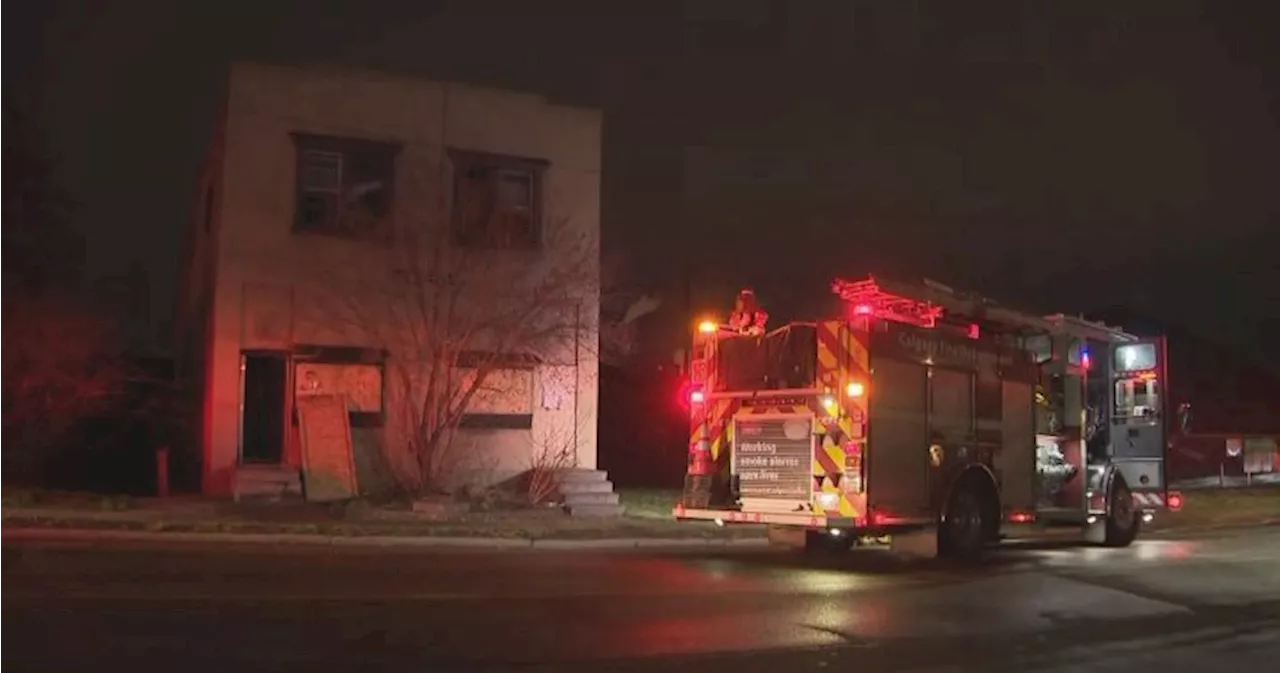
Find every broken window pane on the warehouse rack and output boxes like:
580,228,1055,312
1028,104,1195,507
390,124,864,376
299,150,343,193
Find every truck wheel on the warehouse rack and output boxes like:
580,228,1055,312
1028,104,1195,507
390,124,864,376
939,488,987,560
1103,478,1141,548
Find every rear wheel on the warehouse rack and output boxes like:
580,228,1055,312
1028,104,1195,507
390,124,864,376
1103,478,1141,547
939,488,987,559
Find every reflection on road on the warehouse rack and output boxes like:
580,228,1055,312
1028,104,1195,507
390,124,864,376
4,527,1278,669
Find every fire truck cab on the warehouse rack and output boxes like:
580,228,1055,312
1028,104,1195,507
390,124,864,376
673,276,1180,558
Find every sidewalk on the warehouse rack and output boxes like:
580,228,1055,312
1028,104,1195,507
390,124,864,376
4,485,1276,550
0,492,768,550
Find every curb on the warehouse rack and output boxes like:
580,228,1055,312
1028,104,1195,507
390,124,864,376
0,526,769,551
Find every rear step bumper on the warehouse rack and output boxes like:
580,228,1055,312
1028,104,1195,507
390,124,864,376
674,505,856,529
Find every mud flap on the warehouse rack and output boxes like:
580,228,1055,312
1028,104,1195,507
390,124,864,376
1082,517,1107,544
890,529,939,560
767,525,807,549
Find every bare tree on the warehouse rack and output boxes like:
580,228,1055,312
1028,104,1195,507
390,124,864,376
525,423,580,506
2,292,134,481
2,109,137,482
320,152,599,494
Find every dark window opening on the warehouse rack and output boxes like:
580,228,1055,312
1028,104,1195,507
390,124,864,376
450,149,547,250
292,133,399,239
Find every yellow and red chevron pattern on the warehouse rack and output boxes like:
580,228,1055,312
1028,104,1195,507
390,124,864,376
738,399,859,519
685,320,873,521
813,320,872,517
816,320,870,433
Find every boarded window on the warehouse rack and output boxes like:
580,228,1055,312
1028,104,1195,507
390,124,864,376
457,367,534,415
295,362,384,413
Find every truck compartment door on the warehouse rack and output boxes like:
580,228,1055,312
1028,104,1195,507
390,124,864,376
997,380,1037,512
1110,339,1167,491
867,357,931,516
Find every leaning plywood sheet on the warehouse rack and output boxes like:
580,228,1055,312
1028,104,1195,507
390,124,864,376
295,393,358,502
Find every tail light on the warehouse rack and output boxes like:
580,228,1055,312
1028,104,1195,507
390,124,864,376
678,380,706,409
1167,491,1184,511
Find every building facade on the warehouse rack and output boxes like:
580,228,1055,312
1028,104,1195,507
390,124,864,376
177,62,601,497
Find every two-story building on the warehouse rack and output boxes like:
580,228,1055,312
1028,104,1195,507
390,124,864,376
177,62,601,498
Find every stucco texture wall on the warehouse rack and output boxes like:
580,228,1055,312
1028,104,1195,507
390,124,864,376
199,63,600,495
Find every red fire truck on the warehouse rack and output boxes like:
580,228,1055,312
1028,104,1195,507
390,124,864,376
673,276,1182,558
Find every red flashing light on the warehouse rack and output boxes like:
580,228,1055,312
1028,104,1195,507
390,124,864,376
1008,511,1035,524
967,323,980,340
1166,491,1184,511
853,303,874,316
678,381,705,408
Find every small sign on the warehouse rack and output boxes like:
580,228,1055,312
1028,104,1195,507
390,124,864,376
734,417,813,500
1243,437,1277,474
539,366,575,411
1226,437,1243,458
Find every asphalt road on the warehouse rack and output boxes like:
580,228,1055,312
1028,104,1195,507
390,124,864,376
4,527,1279,672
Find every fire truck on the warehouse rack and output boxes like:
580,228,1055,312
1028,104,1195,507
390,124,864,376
673,276,1182,558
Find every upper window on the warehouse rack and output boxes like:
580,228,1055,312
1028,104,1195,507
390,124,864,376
449,149,547,250
292,133,399,238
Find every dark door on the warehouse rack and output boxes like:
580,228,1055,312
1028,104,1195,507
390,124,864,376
241,353,287,463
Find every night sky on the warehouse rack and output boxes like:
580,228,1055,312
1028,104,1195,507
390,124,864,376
8,1,1279,367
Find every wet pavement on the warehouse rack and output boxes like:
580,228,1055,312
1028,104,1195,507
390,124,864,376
4,527,1278,672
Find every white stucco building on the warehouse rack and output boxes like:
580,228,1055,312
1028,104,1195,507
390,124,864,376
176,62,601,497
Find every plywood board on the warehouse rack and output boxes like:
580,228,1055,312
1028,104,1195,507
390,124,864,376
296,393,359,502
296,362,383,413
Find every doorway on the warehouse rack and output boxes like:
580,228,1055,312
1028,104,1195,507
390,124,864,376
240,352,288,463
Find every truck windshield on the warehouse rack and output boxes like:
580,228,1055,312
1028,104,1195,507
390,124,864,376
715,324,817,391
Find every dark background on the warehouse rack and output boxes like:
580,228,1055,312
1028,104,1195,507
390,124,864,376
7,1,1278,370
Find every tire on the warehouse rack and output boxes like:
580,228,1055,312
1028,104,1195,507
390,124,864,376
1103,478,1141,548
939,487,987,560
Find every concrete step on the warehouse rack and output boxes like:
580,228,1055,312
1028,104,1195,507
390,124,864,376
238,477,302,489
556,468,608,483
558,479,615,495
563,491,620,506
233,466,303,501
237,466,301,483
566,503,626,517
